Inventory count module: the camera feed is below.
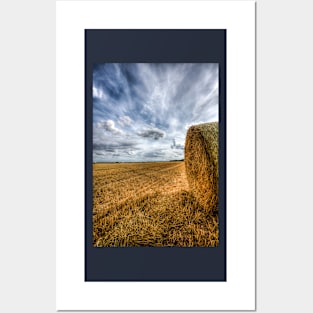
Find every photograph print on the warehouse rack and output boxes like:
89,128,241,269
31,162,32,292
93,63,219,247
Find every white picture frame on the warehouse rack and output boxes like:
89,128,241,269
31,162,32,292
56,1,255,310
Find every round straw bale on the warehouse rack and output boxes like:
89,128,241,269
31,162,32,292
185,122,218,212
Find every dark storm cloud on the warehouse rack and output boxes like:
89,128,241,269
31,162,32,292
137,128,165,140
93,141,136,152
143,151,166,158
93,63,218,162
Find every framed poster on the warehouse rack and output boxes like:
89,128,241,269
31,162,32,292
85,30,226,282
57,0,255,310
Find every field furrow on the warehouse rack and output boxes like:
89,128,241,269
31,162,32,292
93,161,218,247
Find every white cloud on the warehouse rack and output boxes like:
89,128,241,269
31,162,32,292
97,120,124,135
118,115,132,126
93,86,106,100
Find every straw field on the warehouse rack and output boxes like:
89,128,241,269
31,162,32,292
93,161,219,247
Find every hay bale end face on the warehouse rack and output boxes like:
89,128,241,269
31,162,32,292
185,122,218,212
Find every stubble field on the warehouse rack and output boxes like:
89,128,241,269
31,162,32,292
93,161,218,247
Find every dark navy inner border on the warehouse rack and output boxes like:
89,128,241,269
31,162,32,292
85,30,226,281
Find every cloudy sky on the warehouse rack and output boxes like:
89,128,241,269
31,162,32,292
93,63,218,162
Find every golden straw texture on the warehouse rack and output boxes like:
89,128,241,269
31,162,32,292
93,162,219,247
185,122,218,213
